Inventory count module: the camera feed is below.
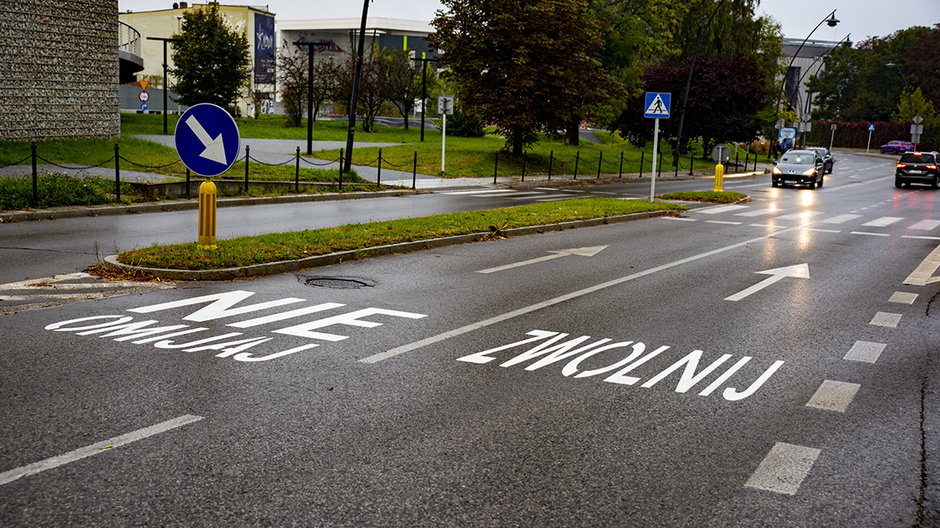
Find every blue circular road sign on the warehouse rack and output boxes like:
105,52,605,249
174,103,240,177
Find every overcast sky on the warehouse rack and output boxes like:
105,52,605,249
121,0,938,42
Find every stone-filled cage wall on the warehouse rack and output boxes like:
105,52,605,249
0,0,120,140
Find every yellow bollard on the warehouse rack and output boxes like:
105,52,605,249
197,179,218,249
713,163,725,192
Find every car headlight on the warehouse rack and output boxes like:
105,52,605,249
772,166,782,175
802,167,817,176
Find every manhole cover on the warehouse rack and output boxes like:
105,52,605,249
299,276,376,289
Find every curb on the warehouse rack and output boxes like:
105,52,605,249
101,209,672,281
0,189,417,223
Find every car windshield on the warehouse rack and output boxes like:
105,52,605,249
780,153,814,165
900,153,935,163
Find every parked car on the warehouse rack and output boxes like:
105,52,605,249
895,151,940,189
880,140,915,154
772,149,825,189
806,147,834,174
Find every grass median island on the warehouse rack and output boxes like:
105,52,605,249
658,191,748,203
117,197,685,270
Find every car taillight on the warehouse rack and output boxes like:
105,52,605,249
927,165,938,170
897,163,906,168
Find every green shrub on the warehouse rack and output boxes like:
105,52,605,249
0,174,114,210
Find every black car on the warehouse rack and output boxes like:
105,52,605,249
806,147,834,174
895,152,940,189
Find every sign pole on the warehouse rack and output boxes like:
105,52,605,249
866,131,872,154
650,118,659,202
441,111,447,173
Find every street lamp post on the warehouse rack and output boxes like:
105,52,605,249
146,36,181,135
774,10,840,118
293,39,329,155
413,56,439,142
343,0,372,174
885,62,909,93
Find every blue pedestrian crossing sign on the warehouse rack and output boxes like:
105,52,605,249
174,103,241,177
868,124,876,132
644,92,671,119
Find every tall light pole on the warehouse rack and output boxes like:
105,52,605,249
146,36,181,135
294,39,329,155
775,10,840,118
343,0,371,174
413,55,439,142
885,62,909,93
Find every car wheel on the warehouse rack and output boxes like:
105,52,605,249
818,175,824,188
772,178,779,188
895,177,903,188
933,177,939,190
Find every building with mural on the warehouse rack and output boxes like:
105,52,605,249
119,2,277,117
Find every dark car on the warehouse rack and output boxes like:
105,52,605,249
895,151,940,189
772,149,825,189
880,140,915,154
806,147,834,174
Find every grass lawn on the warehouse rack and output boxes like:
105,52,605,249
658,191,748,203
118,197,685,270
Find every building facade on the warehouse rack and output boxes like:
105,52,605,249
119,2,277,117
0,0,120,140
779,37,848,120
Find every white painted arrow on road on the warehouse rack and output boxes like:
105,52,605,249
477,246,608,274
725,264,810,302
185,115,227,164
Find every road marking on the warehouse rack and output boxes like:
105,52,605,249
442,189,517,195
843,341,887,363
862,216,903,227
902,235,940,241
807,228,841,233
750,223,785,228
870,311,902,328
705,220,742,225
724,264,809,302
500,192,548,198
908,219,940,231
477,246,608,274
734,208,785,217
776,211,821,221
819,214,862,224
362,224,809,363
889,292,918,304
0,272,174,314
695,204,750,215
0,415,203,486
534,194,579,201
806,380,860,412
745,442,821,495
660,217,697,222
904,244,940,285
851,231,890,237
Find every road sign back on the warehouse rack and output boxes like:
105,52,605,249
174,103,240,177
644,92,671,119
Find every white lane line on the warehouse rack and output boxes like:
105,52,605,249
901,235,940,241
735,208,785,217
819,214,862,224
904,244,940,285
889,292,918,304
745,442,821,495
442,189,516,195
908,219,940,231
806,380,860,413
498,192,546,198
533,194,579,201
660,217,697,222
870,311,902,328
851,232,891,237
694,204,750,215
0,415,203,486
361,224,809,363
844,341,887,363
706,220,743,225
775,211,821,221
750,223,787,228
807,228,841,233
862,216,903,227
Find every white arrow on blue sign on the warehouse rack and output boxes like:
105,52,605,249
644,92,671,119
174,103,241,177
868,124,876,132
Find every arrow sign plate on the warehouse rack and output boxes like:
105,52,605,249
174,103,240,177
725,264,810,302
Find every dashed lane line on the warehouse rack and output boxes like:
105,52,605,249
745,442,821,495
806,380,861,413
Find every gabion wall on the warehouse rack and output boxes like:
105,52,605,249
0,0,119,140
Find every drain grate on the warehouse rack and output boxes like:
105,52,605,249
299,276,376,289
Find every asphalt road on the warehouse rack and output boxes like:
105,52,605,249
2,151,939,526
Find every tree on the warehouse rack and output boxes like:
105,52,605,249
335,46,386,133
278,43,342,128
170,3,251,112
612,53,767,154
383,48,423,130
431,0,612,155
